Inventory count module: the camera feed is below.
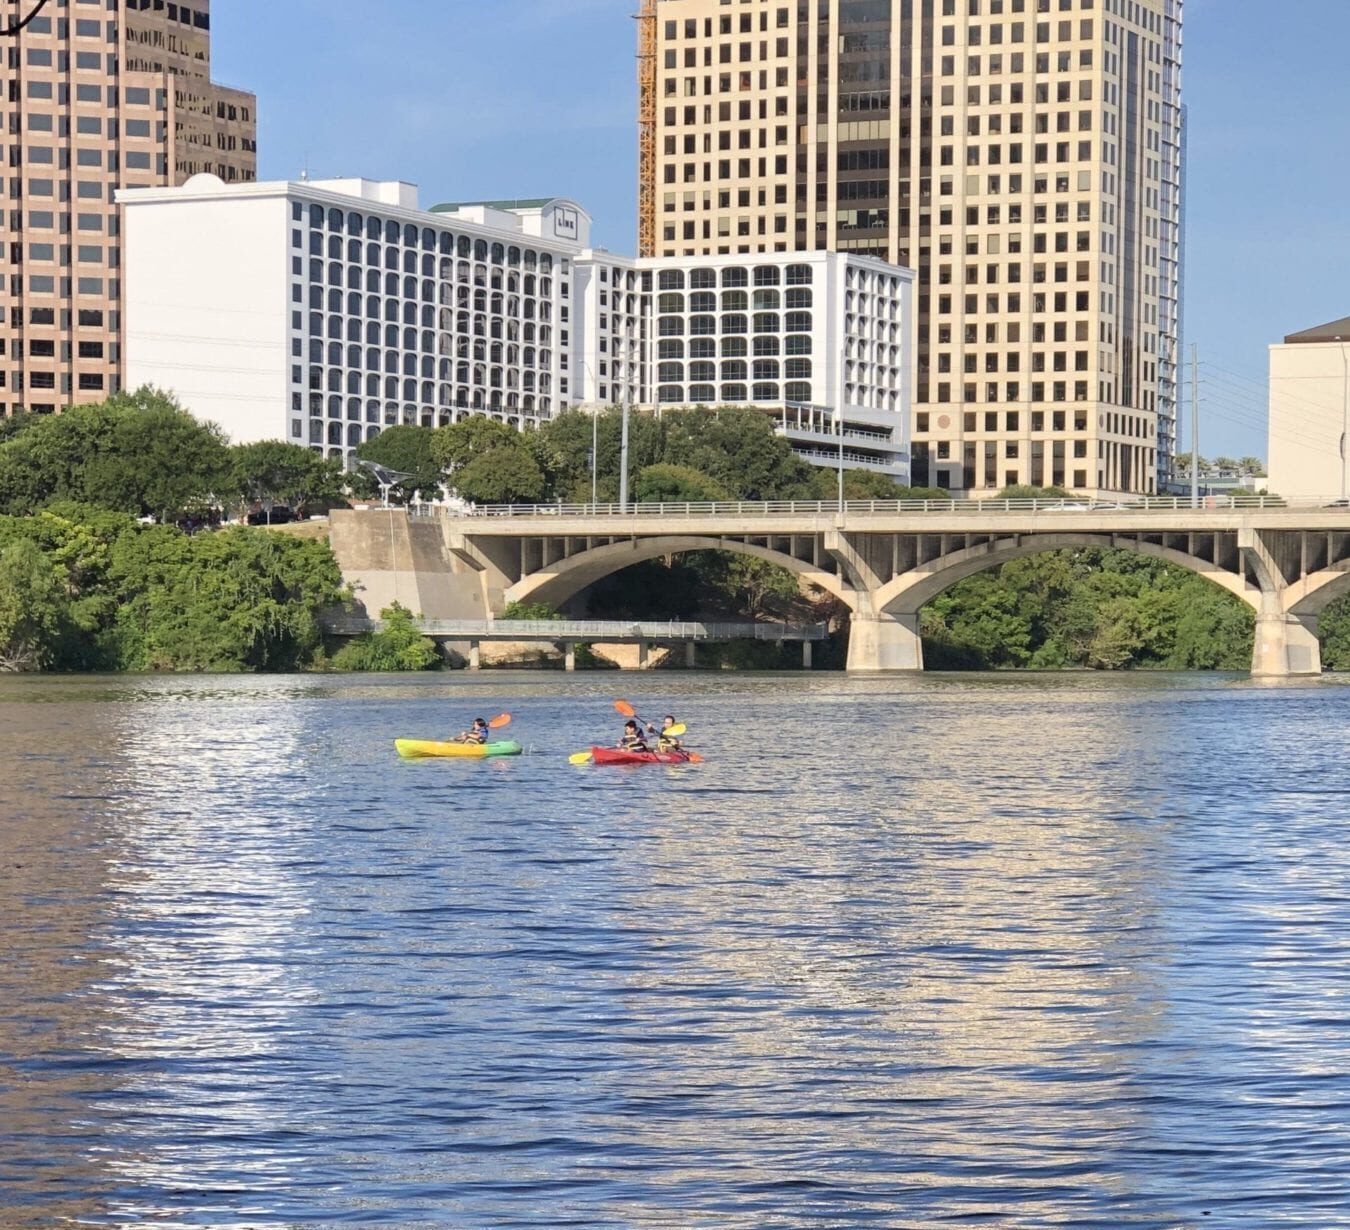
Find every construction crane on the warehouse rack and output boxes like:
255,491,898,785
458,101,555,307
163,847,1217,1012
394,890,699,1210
636,0,657,257
2,0,49,36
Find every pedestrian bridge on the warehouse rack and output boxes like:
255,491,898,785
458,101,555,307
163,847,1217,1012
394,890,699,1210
323,615,827,670
331,497,1350,676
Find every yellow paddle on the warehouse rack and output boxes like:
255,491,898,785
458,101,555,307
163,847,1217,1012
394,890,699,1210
569,724,688,764
614,700,687,738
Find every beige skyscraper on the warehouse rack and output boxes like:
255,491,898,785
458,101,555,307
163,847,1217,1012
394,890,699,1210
2,0,255,415
639,0,1183,496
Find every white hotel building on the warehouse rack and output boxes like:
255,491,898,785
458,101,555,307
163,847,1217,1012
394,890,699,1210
121,176,912,477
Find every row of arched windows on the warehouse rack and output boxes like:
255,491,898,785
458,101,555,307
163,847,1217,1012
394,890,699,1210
657,359,813,382
657,311,814,337
656,264,813,290
303,202,558,274
655,382,814,405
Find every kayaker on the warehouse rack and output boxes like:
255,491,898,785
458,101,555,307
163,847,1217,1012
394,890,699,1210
618,720,649,752
456,717,490,745
649,714,683,753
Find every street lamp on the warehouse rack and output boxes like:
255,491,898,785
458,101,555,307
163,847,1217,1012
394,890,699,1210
356,459,413,509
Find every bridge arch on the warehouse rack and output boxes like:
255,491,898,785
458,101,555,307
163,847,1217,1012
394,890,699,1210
872,532,1261,616
1282,563,1350,621
504,534,853,611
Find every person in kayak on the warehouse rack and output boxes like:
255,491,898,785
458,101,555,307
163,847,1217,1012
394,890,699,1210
618,720,649,752
456,717,490,745
648,715,683,754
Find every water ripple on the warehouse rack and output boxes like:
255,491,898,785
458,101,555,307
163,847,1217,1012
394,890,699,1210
1,672,1348,1227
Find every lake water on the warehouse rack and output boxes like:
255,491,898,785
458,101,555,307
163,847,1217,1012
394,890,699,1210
1,671,1348,1228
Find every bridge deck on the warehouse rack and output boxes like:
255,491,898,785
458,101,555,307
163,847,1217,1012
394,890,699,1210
324,617,829,643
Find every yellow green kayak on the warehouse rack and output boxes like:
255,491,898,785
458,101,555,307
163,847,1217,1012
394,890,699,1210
395,739,523,760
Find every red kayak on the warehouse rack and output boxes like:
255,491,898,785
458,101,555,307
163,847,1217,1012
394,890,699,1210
589,746,703,766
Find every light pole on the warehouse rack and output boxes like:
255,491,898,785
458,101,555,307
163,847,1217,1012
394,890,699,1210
591,408,598,506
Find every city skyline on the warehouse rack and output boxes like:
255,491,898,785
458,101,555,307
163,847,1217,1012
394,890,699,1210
216,0,1350,464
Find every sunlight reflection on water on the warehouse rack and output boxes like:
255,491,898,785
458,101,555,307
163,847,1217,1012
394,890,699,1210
1,671,1348,1227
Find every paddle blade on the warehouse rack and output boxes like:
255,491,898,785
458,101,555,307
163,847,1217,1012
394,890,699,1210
614,699,637,718
665,723,687,737
568,751,593,765
686,752,704,764
489,713,512,729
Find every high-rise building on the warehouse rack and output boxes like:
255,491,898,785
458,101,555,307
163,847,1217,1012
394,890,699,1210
1,0,255,416
639,0,1183,497
122,177,911,480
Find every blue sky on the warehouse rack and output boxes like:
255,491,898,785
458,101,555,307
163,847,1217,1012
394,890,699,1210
217,0,1350,462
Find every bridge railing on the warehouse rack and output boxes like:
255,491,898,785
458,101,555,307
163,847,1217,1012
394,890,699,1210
425,494,1331,519
324,616,829,642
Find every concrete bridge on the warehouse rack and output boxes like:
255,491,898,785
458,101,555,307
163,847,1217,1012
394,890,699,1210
323,615,827,670
328,497,1350,676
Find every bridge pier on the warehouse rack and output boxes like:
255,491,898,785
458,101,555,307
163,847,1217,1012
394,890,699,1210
802,640,813,670
1252,613,1321,678
563,641,576,672
846,611,923,673
468,640,481,671
685,642,697,668
638,641,651,670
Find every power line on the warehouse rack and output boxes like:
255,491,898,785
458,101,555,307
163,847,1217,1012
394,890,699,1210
2,0,50,37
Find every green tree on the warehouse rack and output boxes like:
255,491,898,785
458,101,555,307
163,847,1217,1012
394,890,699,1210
537,408,666,502
1238,456,1267,477
995,484,1072,500
0,538,69,671
500,600,564,620
330,603,441,672
922,548,1254,672
661,406,816,499
107,525,346,672
354,426,444,503
430,416,519,474
231,440,344,516
0,412,36,444
809,468,949,501
454,445,546,504
633,463,730,503
719,555,800,617
0,388,231,519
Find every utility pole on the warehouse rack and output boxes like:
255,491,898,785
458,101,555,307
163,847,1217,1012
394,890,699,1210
1190,344,1200,509
590,407,598,506
619,394,631,512
836,407,845,507
1336,335,1349,501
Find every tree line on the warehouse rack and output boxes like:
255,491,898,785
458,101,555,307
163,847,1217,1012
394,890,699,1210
1,390,1346,674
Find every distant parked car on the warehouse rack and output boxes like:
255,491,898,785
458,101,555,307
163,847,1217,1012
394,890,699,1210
246,506,295,526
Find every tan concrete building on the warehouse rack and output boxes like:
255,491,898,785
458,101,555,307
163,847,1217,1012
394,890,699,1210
639,0,1184,497
1,0,255,415
1268,316,1350,503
